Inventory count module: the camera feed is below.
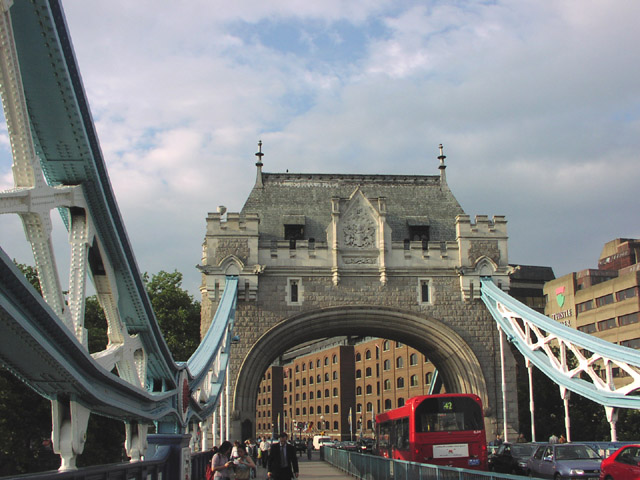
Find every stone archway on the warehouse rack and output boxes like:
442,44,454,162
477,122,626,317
232,305,490,438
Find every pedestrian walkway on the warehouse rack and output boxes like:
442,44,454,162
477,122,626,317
253,451,352,480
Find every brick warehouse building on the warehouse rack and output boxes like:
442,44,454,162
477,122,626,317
255,338,437,440
199,145,519,441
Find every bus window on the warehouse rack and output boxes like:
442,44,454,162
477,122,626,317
379,422,391,449
415,396,483,432
395,417,409,450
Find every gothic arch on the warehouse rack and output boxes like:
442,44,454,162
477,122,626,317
218,255,244,276
232,306,490,432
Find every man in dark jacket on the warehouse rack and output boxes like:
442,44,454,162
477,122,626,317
267,433,299,479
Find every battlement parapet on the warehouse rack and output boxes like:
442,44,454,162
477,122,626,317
456,214,507,237
205,212,259,236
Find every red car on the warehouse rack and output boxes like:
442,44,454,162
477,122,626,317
600,444,640,480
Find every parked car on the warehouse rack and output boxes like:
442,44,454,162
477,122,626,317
489,442,538,475
599,444,640,480
528,443,601,479
340,441,359,452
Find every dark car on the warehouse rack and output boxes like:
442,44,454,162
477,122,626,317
358,439,374,454
340,441,359,452
293,439,307,453
599,444,640,480
489,442,538,475
528,443,601,479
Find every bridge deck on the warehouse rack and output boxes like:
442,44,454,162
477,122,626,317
253,453,352,480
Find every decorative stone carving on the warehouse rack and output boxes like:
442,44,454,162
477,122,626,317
344,257,377,264
468,240,500,265
342,205,376,249
215,239,249,265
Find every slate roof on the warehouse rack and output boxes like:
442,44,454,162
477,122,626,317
241,172,465,244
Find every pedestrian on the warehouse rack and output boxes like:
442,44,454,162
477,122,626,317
212,441,235,480
267,432,299,479
549,434,558,444
259,438,270,468
516,433,527,443
558,434,566,444
233,445,256,480
306,437,313,460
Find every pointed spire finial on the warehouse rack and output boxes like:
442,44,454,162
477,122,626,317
255,140,264,167
438,144,446,169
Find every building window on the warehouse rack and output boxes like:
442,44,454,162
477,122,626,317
284,224,304,242
425,372,432,384
324,373,329,382
356,386,362,396
325,389,330,397
396,356,404,368
302,392,306,400
397,377,405,388
317,390,321,398
295,393,299,401
333,387,338,396
333,371,338,380
325,405,330,414
366,384,372,395
396,341,403,348
410,374,419,387
365,349,372,360
365,367,372,377
576,300,594,313
295,379,299,387
309,361,313,370
324,357,329,366
356,403,362,413
578,323,597,333
355,369,362,379
309,391,314,399
355,352,362,362
333,404,339,413
367,420,372,430
316,374,320,383
332,354,338,364
384,379,391,390
398,398,405,407
620,338,640,349
302,378,306,386
619,312,639,326
366,402,373,412
295,365,299,373
309,376,314,385
333,421,339,430
597,318,617,331
302,407,306,415
383,359,391,371
616,287,638,302
383,340,390,351
296,408,300,415
317,359,321,367
310,406,314,414
286,278,303,305
596,294,614,307
419,278,432,304
302,363,306,372
409,353,418,366
384,399,392,410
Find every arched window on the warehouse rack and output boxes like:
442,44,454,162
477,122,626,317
355,369,362,379
302,378,306,386
398,398,405,407
366,402,373,412
384,399,392,409
366,384,372,394
383,379,391,390
309,361,313,370
309,376,314,385
325,405,330,414
302,407,306,415
426,372,432,384
302,363,306,371
295,379,299,387
410,353,418,366
333,421,339,430
295,393,299,401
295,365,299,373
383,359,391,371
324,356,329,366
310,406,314,414
324,373,329,382
302,392,306,400
310,391,314,399
317,359,321,367
367,420,372,429
410,374,419,387
333,404,339,413
333,387,338,397
365,367,372,377
267,372,271,379
317,374,321,383
325,389,330,398
356,386,362,396
396,356,404,368
317,390,322,398
332,354,338,364
365,349,372,360
355,352,362,362
333,371,338,380
356,403,362,413
383,340,390,351
397,377,405,388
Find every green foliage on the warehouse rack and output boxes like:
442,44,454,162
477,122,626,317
143,270,201,361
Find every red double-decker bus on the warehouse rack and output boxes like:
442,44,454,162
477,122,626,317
375,394,487,470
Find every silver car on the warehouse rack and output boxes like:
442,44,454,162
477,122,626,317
527,443,601,479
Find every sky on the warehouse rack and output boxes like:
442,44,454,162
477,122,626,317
1,0,639,298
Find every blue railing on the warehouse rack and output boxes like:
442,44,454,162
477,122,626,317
322,447,525,480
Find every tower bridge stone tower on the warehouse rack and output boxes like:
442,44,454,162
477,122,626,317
199,147,518,441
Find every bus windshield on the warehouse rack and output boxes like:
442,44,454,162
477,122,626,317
414,396,483,432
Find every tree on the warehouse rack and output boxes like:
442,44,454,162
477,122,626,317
143,270,201,361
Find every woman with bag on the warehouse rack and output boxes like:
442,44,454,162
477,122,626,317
233,445,256,480
212,441,234,480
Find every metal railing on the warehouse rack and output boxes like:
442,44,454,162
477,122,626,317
322,447,526,480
